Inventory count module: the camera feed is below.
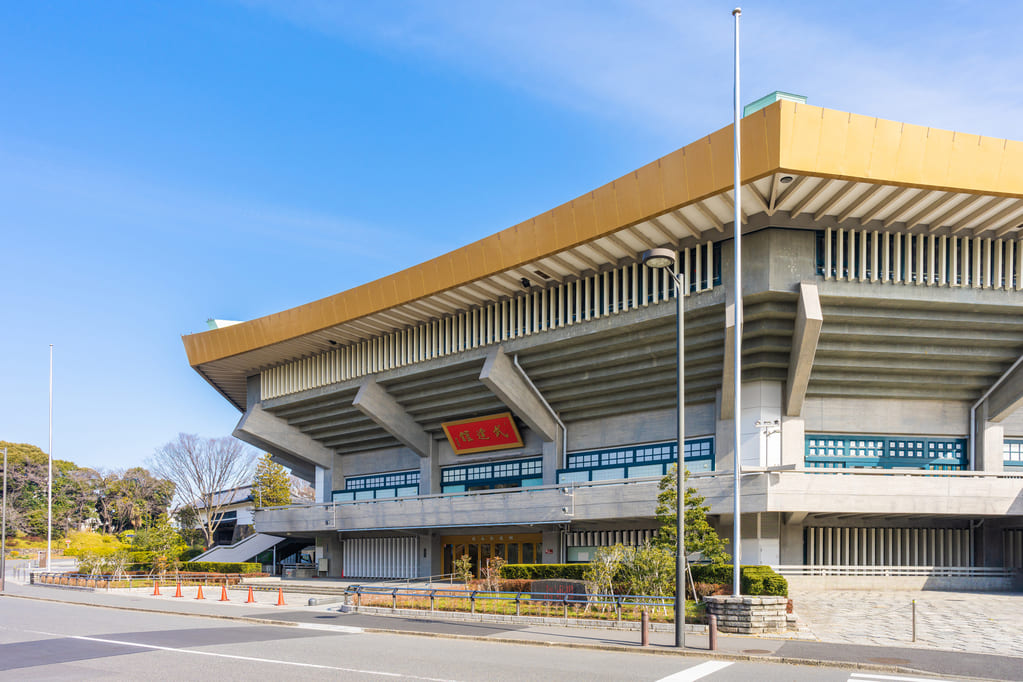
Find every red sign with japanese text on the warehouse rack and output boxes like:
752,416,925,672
441,412,524,455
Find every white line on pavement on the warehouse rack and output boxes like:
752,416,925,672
294,622,365,634
24,628,462,682
655,660,734,681
849,673,952,682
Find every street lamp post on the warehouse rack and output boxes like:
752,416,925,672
1,446,8,592
642,247,686,649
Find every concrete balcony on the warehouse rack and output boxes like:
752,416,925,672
697,467,1023,517
254,478,663,534
253,469,1023,536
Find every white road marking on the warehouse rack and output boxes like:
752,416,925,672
655,660,734,681
294,621,364,634
849,674,951,682
21,628,462,682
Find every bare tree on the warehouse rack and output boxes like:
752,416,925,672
150,434,255,548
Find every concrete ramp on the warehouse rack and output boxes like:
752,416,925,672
190,533,285,563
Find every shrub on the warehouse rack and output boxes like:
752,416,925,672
182,561,262,574
65,531,125,557
179,547,205,562
689,564,788,597
499,563,587,580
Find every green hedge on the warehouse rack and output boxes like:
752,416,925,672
689,564,788,596
500,563,587,580
179,547,205,562
182,561,262,574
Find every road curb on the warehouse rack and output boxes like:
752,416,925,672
0,592,992,681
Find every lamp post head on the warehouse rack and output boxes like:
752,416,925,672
642,248,676,270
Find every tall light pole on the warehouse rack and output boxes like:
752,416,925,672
47,344,53,570
2,446,8,592
731,6,743,598
642,247,685,649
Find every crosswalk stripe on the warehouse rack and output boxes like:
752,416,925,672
655,661,734,682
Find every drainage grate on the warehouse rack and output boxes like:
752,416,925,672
868,657,911,665
741,649,772,655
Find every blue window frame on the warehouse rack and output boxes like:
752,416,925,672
557,438,714,483
1003,439,1023,469
440,457,543,493
332,470,420,502
805,435,966,470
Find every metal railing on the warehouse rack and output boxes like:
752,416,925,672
30,571,262,590
340,584,677,623
775,565,1017,577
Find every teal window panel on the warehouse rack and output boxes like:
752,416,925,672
806,434,965,470
591,467,626,481
557,471,590,484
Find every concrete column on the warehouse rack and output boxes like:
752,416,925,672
416,532,434,577
779,514,806,565
541,530,560,564
419,437,442,494
976,403,1005,473
321,534,343,578
542,439,558,485
780,415,805,467
315,466,331,503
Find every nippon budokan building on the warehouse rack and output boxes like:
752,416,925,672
184,93,1023,587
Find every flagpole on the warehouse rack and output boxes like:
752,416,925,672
47,344,53,571
731,7,743,598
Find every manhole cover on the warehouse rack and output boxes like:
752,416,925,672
868,657,911,665
741,649,772,655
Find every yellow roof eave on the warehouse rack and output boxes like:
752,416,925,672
183,100,1023,368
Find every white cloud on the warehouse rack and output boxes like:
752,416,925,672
238,0,1023,141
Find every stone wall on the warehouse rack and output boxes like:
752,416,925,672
703,595,788,634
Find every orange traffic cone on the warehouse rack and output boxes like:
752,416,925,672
220,584,230,602
245,586,255,603
195,584,205,600
152,580,161,596
275,587,286,606
173,582,183,598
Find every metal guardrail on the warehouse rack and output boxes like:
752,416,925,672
775,565,1017,577
30,571,264,590
340,584,677,622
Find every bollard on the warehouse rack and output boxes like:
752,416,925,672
708,614,718,650
912,599,916,642
640,610,650,646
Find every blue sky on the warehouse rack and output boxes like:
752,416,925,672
3,1,1022,472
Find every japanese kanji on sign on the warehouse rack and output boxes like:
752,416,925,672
441,412,524,455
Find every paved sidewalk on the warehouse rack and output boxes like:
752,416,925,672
4,579,1023,680
794,589,1023,657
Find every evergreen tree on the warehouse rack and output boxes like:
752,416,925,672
250,453,291,507
654,464,730,566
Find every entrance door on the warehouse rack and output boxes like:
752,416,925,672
441,533,542,579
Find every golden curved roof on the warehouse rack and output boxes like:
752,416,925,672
183,100,1023,408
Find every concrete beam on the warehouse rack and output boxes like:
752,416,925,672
233,405,334,482
984,358,1023,422
352,377,430,457
479,346,559,441
784,281,823,417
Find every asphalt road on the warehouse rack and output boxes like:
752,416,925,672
0,597,974,682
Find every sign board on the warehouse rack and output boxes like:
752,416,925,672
441,412,524,455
